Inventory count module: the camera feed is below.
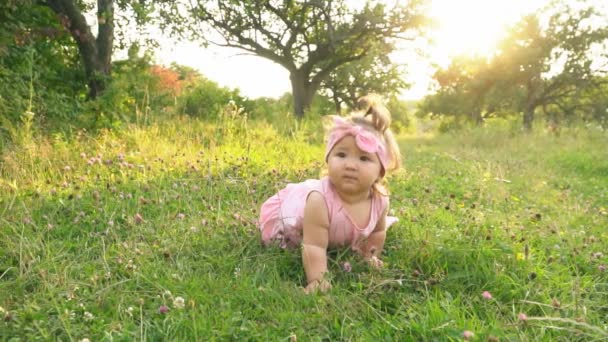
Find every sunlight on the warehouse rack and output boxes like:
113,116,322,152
427,0,546,67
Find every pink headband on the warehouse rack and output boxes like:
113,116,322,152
325,116,390,171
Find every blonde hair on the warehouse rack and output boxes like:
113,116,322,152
324,94,402,195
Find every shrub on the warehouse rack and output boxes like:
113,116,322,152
176,78,249,120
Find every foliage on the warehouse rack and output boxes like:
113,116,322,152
494,4,608,130
419,0,608,131
0,2,86,139
4,0,191,102
418,55,496,125
176,77,249,120
186,0,427,117
246,94,293,122
320,44,408,112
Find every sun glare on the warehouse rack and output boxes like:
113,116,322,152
427,0,546,67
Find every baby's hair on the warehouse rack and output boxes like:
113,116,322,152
350,94,402,174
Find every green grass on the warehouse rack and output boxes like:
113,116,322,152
1,117,607,340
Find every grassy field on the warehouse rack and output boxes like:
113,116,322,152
1,117,607,340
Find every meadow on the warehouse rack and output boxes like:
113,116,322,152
1,114,607,341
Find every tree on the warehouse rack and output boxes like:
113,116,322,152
188,0,426,117
34,1,187,99
419,1,608,131
1,1,86,125
494,2,608,131
421,55,496,125
41,0,114,99
320,43,408,113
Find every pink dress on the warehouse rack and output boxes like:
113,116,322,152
259,177,398,249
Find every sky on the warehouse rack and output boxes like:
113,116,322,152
153,0,552,100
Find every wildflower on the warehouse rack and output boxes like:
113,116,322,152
516,252,525,261
176,213,185,220
482,291,492,300
83,311,94,321
134,213,144,224
599,264,606,272
79,339,91,342
190,226,199,233
341,262,352,273
64,165,71,171
173,296,185,309
592,252,604,259
125,259,136,271
158,305,169,314
462,330,474,340
518,313,528,321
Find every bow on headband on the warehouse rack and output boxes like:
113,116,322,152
325,116,390,172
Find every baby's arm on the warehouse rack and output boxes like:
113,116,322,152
361,207,388,268
302,191,331,294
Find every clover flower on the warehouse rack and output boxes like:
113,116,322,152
173,296,185,309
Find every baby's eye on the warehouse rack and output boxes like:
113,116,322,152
336,152,346,158
360,156,371,162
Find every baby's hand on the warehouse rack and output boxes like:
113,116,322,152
366,255,384,269
303,279,332,294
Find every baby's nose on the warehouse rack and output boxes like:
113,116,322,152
345,158,357,169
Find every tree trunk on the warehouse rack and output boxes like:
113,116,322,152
471,111,483,126
523,105,535,132
290,70,315,118
47,0,114,99
523,80,540,132
331,90,341,114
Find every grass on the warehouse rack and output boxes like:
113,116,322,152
1,116,607,340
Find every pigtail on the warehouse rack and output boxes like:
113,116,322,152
356,94,391,133
353,94,402,173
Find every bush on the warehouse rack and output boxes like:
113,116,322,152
0,43,85,142
176,78,249,120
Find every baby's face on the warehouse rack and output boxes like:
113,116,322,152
326,135,382,196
